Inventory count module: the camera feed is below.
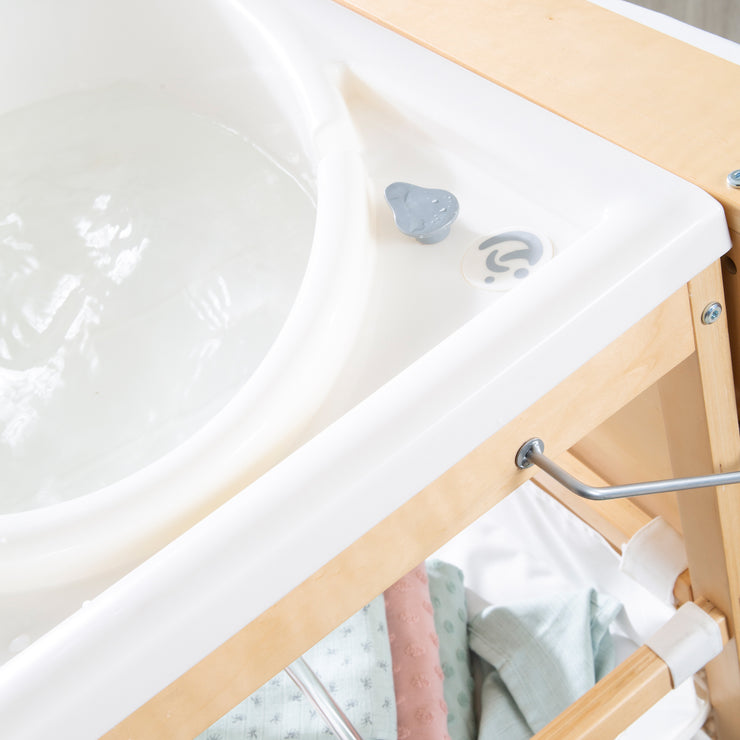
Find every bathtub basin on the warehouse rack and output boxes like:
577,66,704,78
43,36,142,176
0,0,371,589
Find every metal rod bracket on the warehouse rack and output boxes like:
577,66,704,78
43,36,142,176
515,438,740,500
515,438,544,470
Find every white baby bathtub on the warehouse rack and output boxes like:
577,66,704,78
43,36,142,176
0,0,736,737
0,0,371,590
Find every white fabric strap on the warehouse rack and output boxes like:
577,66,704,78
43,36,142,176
620,517,688,604
645,602,724,688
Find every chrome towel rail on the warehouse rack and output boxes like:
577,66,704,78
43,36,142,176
285,657,364,740
515,437,740,500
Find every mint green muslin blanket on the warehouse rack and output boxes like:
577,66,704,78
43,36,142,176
467,588,621,740
197,595,396,740
426,559,476,740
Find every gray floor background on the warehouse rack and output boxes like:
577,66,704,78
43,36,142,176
630,0,740,42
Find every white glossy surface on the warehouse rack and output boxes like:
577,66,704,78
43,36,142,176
0,82,314,513
0,0,371,588
0,0,736,737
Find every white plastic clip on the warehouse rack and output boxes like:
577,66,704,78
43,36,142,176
645,602,724,687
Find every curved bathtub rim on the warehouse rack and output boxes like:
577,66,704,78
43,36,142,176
0,0,372,592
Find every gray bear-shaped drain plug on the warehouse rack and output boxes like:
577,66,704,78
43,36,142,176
384,182,459,244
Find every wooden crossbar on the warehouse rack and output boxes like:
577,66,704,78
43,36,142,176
533,600,728,740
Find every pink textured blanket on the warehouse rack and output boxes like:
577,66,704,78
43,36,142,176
384,563,450,740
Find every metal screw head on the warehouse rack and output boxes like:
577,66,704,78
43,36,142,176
702,302,723,324
515,438,545,469
728,170,740,189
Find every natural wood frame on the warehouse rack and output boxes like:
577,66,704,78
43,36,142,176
104,2,740,738
105,264,740,738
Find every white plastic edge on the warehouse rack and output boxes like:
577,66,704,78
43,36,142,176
645,602,725,688
620,517,688,605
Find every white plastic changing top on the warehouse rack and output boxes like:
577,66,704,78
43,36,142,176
0,0,735,737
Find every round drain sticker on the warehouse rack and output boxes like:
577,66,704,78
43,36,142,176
462,228,552,291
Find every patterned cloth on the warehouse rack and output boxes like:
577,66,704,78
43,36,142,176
384,562,450,740
197,595,396,740
426,559,476,740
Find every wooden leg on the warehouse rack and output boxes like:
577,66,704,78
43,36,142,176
719,229,740,412
658,262,740,738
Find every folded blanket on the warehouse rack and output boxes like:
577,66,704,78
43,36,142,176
197,594,396,740
467,588,621,739
384,562,450,740
426,559,476,740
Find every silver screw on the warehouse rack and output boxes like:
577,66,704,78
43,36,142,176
702,302,723,324
728,170,740,188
